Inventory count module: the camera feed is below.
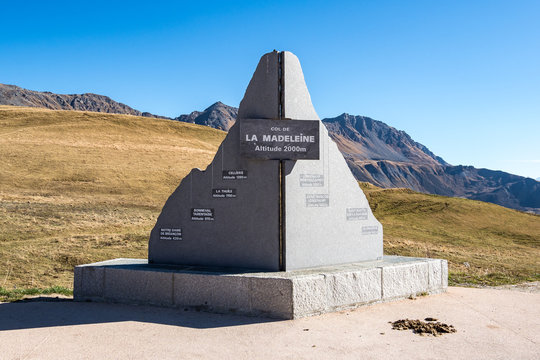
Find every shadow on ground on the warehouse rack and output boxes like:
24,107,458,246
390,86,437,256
0,298,279,331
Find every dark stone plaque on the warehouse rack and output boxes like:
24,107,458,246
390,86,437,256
240,119,320,160
159,228,182,241
305,194,329,207
222,170,248,180
212,188,237,198
346,208,368,221
191,208,215,221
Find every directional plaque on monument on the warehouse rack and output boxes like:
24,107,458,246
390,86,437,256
240,119,319,160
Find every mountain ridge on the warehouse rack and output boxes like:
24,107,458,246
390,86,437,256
0,83,168,119
174,104,540,214
323,113,448,167
2,84,537,213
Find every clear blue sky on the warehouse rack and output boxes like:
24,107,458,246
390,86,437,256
1,0,539,179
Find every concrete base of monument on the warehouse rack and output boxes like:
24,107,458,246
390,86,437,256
73,256,448,319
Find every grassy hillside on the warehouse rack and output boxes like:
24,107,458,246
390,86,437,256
0,106,225,290
361,183,539,285
0,106,538,295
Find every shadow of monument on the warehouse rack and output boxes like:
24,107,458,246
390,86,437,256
0,298,279,331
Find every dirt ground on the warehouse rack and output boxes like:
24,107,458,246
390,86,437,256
0,286,538,360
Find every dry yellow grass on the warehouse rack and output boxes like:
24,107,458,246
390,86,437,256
0,106,538,292
0,106,224,289
361,183,540,285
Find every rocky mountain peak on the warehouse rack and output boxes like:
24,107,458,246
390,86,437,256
205,101,226,109
0,83,167,118
322,113,447,166
175,101,238,131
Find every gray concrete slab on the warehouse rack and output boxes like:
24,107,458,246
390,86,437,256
249,276,292,318
427,259,444,291
75,256,447,319
104,268,173,307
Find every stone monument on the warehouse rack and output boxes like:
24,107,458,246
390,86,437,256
148,51,382,271
74,51,447,319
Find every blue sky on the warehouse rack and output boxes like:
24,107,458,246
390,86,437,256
1,0,539,179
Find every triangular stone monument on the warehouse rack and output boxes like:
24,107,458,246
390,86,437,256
75,51,447,319
148,51,383,270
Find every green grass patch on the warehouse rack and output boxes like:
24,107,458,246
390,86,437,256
448,272,540,287
0,286,73,302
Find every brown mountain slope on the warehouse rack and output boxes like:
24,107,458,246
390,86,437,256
0,83,167,118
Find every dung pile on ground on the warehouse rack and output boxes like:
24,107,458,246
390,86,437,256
390,318,456,336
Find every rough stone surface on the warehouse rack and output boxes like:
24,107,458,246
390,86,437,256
427,259,443,291
442,259,449,288
77,265,105,300
172,272,215,309
73,266,83,296
249,276,292,318
147,126,281,270
200,275,252,313
325,268,382,308
74,256,447,319
382,261,429,300
291,274,328,317
104,268,173,307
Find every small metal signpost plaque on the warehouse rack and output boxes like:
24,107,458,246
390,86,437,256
240,119,320,160
222,170,248,180
159,228,182,241
306,194,329,207
362,226,378,235
300,174,324,187
346,208,368,221
212,188,237,198
191,208,215,221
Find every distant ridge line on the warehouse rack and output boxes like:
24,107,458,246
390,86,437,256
1,84,538,213
174,104,540,214
0,83,169,119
